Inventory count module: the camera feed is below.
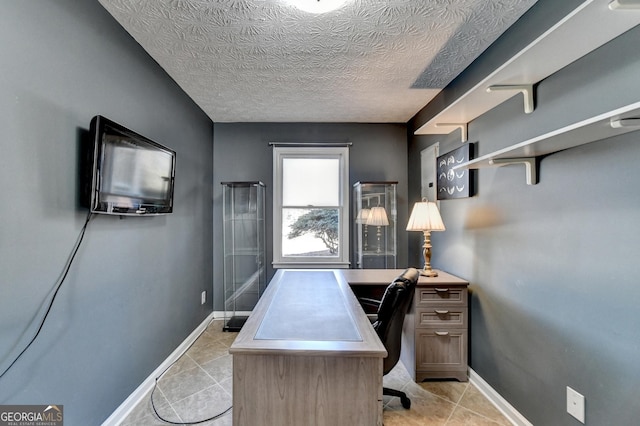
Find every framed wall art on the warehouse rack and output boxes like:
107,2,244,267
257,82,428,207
437,144,475,200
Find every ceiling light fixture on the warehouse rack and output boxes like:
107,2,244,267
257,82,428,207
284,0,349,14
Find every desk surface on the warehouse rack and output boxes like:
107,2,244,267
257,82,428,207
339,268,468,286
255,270,361,341
229,269,387,357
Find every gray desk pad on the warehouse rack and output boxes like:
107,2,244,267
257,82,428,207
255,271,362,341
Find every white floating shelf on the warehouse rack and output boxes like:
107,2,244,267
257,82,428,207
414,0,640,137
452,101,640,184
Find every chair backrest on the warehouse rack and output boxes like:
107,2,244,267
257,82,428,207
373,268,420,375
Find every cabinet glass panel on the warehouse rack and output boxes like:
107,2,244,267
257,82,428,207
222,182,266,331
353,181,397,269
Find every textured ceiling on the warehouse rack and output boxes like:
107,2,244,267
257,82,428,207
98,0,537,123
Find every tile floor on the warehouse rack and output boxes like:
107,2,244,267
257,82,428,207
121,320,510,425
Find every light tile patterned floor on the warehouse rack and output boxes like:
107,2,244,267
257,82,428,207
121,320,509,425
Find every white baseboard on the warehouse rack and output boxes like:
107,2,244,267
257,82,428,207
104,321,526,426
469,368,533,426
101,312,217,426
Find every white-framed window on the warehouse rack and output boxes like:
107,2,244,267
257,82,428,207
272,146,350,269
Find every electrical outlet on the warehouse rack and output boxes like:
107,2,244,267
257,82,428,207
201,291,207,305
567,386,585,423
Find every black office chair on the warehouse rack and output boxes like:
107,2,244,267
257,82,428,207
359,268,420,410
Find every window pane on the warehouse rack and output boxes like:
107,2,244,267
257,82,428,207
282,158,339,206
282,208,339,257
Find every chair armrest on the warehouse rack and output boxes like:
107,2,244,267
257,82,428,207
358,297,381,309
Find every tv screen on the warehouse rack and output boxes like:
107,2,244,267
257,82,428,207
83,115,176,215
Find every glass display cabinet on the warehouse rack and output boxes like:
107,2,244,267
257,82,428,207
353,181,397,269
222,181,266,331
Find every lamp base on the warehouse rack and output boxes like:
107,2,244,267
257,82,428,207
418,230,438,277
420,268,438,277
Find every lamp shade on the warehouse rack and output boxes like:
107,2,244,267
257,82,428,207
355,208,371,224
366,206,389,226
406,200,445,231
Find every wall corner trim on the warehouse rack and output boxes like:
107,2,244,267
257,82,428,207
468,368,533,426
101,311,220,425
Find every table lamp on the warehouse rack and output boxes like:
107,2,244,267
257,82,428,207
406,199,445,277
366,206,389,253
356,208,371,251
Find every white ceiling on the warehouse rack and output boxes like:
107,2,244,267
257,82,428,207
98,0,537,123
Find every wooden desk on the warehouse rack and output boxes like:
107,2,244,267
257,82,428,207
341,269,470,382
229,270,386,426
339,268,411,285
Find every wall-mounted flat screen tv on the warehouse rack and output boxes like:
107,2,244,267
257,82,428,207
83,115,176,216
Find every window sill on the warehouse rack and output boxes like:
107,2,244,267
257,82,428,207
273,261,350,269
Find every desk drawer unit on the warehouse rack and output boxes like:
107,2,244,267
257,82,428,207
413,282,468,382
417,307,467,328
417,287,466,306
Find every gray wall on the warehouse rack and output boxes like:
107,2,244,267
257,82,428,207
0,2,213,424
409,2,640,424
212,123,409,310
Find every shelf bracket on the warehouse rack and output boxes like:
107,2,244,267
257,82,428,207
610,117,640,128
489,157,539,185
609,0,640,10
435,123,468,142
486,84,535,114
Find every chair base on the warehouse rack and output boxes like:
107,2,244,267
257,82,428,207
383,387,411,409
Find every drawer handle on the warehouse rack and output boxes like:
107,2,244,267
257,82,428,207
435,310,449,315
434,288,449,293
435,331,450,336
